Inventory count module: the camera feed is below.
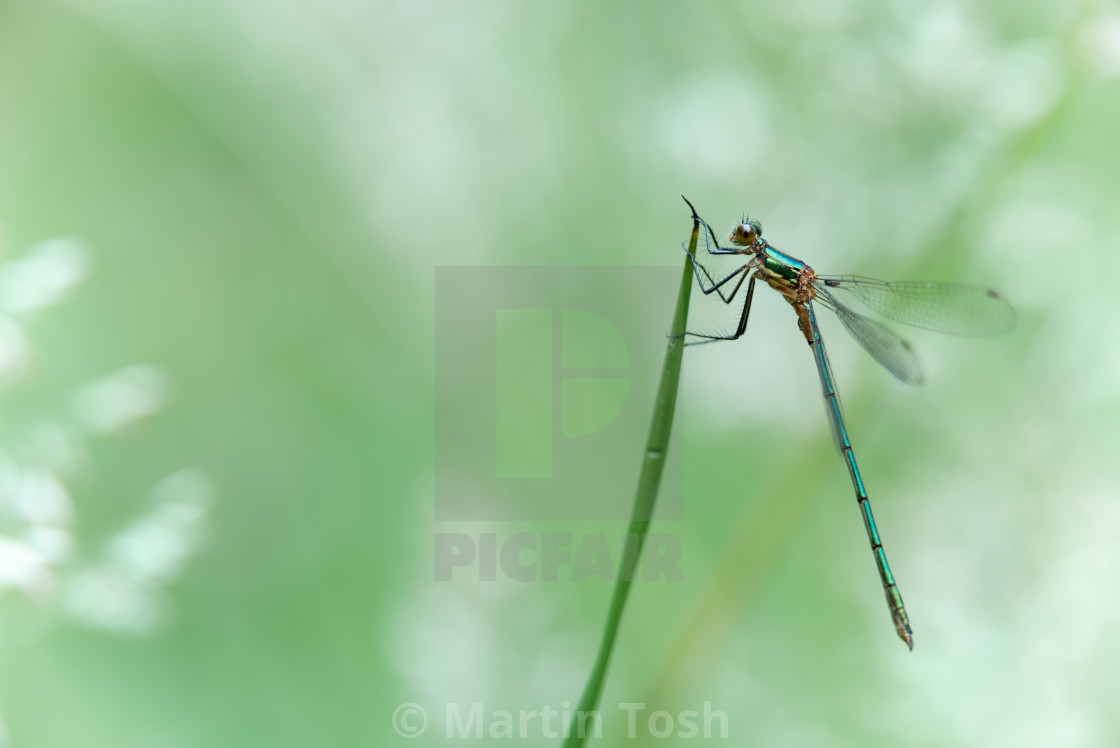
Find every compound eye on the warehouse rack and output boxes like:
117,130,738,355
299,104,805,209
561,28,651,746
730,223,757,246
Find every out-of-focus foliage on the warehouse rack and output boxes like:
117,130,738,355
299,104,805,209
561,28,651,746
0,1,1118,746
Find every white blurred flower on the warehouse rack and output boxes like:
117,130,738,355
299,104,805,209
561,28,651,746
0,236,88,315
23,525,73,564
0,537,53,597
12,469,73,528
106,470,212,585
63,569,163,635
72,365,170,434
0,233,213,642
0,237,89,384
0,318,31,380
62,469,212,634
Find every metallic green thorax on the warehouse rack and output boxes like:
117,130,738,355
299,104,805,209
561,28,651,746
762,246,806,280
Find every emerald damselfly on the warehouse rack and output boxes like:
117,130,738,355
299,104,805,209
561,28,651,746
678,196,1015,649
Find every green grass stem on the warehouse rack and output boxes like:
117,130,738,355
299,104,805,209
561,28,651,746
560,202,699,746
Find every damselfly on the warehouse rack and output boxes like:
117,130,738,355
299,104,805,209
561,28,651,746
678,195,1015,649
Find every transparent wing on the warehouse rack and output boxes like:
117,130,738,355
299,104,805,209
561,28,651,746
816,289,924,385
815,275,1017,335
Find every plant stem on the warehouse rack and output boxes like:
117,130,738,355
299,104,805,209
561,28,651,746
561,204,698,746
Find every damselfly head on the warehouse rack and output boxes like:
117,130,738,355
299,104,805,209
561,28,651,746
729,219,763,247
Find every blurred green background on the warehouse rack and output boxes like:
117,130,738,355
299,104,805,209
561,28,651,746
1,0,1118,745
